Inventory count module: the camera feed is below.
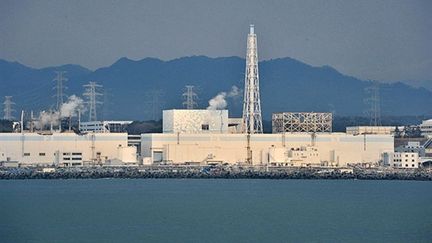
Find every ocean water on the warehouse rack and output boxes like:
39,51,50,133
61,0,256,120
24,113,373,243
0,179,431,243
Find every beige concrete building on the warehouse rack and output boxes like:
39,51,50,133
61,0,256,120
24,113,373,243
141,132,394,167
346,126,395,135
0,132,137,166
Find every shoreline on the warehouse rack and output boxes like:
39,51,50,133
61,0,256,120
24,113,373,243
1,166,431,181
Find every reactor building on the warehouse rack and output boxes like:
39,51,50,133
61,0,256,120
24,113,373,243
140,25,394,167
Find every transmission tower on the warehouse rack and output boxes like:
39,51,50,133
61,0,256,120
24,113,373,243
241,24,263,134
144,90,165,120
53,71,68,111
182,85,198,109
3,96,15,120
364,81,381,126
83,82,103,122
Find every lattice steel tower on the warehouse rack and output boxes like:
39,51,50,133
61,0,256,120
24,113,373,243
241,25,263,134
53,71,67,111
182,85,198,109
364,81,381,126
83,82,103,122
3,96,15,120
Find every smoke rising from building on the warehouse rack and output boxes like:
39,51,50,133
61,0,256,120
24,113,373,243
60,95,85,118
207,85,241,110
34,95,85,130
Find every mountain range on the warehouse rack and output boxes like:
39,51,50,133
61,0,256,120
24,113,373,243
0,56,431,121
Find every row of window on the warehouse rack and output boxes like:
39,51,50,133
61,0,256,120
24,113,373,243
63,152,82,156
23,152,84,157
394,164,416,167
393,159,416,162
393,154,416,157
63,158,82,161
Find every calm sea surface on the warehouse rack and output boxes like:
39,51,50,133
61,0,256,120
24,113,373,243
0,179,431,243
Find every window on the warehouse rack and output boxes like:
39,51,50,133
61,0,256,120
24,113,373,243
39,153,46,156
23,153,30,156
72,158,81,160
72,152,82,156
63,153,70,156
153,151,163,162
201,124,209,130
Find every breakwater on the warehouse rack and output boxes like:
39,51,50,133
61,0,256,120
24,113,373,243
1,166,431,181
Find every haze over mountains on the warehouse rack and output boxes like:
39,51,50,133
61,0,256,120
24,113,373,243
0,56,431,121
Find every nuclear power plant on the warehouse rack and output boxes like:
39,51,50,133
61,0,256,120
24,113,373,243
1,25,431,169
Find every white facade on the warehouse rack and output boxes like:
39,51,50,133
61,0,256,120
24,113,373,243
163,109,228,134
268,146,320,167
79,121,132,133
346,126,395,135
384,152,419,169
420,119,432,138
0,132,133,166
141,133,394,167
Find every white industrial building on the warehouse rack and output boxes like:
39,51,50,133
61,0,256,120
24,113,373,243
420,119,432,138
383,152,419,169
79,121,133,133
163,109,228,134
141,109,394,167
0,132,137,166
346,126,395,135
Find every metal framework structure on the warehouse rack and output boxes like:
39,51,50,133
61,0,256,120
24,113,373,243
182,85,198,109
364,81,381,126
3,96,15,120
53,71,67,111
241,25,263,134
144,89,165,121
272,112,333,133
83,82,103,122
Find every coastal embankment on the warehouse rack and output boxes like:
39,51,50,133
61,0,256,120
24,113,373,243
1,166,431,180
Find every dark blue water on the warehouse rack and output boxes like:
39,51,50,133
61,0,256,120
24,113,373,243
0,179,431,243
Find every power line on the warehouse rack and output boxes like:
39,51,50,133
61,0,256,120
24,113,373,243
182,85,198,109
3,96,15,120
83,81,103,122
53,71,68,111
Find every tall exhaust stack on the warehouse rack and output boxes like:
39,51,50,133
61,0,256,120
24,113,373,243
241,24,263,134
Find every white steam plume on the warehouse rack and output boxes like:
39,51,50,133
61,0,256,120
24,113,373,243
227,85,241,97
207,92,227,110
34,94,85,130
34,111,60,129
60,95,85,118
207,85,242,110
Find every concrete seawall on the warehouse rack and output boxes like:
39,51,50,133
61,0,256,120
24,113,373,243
1,166,431,181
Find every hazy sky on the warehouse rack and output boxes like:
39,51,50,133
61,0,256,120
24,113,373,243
0,0,431,81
